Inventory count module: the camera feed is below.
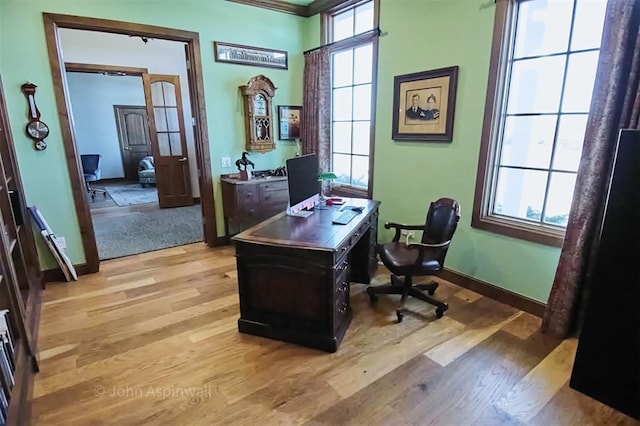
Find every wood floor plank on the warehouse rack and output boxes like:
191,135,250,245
31,243,636,425
495,338,578,423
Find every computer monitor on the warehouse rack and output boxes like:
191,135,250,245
286,154,320,217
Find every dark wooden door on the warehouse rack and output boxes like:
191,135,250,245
142,74,193,208
114,106,152,181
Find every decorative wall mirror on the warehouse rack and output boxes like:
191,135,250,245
240,75,277,153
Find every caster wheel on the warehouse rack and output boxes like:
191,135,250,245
435,308,444,318
366,288,378,303
103,192,107,198
427,289,436,296
396,310,404,323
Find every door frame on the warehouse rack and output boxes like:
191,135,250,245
44,13,218,275
113,105,152,182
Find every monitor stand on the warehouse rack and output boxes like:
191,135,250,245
286,206,314,217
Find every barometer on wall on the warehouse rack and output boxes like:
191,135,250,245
21,82,49,151
240,75,277,153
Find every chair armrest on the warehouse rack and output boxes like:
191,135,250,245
384,222,424,242
405,240,450,268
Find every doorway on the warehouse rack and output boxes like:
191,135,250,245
44,13,217,273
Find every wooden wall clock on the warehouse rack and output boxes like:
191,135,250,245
20,83,49,151
240,75,277,153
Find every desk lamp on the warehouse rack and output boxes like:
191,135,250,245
317,172,338,208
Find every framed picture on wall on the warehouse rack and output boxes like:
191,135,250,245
278,105,302,140
392,66,459,142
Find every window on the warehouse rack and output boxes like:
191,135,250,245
472,0,607,246
325,0,378,196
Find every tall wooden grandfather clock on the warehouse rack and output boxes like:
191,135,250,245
240,75,277,153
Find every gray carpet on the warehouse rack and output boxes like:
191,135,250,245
93,205,203,260
105,184,158,207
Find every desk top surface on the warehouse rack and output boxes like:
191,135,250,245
232,198,380,251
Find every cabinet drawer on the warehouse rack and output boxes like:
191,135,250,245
333,283,349,331
237,185,259,208
260,189,289,206
259,180,288,193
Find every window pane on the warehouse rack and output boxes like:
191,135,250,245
351,155,369,189
352,121,370,155
353,44,373,85
157,133,171,156
333,153,351,185
353,84,372,121
165,107,180,132
332,122,352,153
572,0,607,51
507,56,565,114
169,133,182,156
154,107,168,132
151,82,164,106
333,9,353,42
544,172,576,226
562,51,599,113
161,81,177,106
354,1,374,35
514,0,572,58
553,115,588,172
493,167,548,222
501,115,556,169
333,87,353,121
333,50,353,88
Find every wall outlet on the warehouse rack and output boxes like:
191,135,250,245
56,236,66,249
221,157,232,168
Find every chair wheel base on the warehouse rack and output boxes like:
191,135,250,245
428,289,436,296
396,310,404,323
366,287,378,303
435,305,447,318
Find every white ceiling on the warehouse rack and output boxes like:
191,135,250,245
281,0,315,5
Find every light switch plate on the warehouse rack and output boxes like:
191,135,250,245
221,157,232,168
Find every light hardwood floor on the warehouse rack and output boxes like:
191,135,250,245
32,243,639,425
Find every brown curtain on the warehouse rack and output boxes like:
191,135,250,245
542,0,640,338
301,47,331,173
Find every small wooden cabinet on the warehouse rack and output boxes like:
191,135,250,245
221,174,289,238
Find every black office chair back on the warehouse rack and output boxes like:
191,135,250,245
80,154,101,176
422,198,461,263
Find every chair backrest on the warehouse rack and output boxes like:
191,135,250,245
139,156,154,170
422,198,461,263
80,154,101,175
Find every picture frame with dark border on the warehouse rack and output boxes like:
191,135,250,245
214,41,288,70
277,105,302,140
392,66,459,142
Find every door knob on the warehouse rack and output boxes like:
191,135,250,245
178,157,187,162
124,147,132,150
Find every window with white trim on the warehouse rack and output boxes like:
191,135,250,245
473,0,607,245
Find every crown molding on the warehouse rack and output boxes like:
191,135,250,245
226,0,308,16
226,0,352,17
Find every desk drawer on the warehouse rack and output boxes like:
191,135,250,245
333,282,349,331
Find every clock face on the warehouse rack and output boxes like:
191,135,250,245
26,120,49,140
253,94,267,116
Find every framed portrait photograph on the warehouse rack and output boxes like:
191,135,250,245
214,41,288,70
392,66,459,142
278,105,302,140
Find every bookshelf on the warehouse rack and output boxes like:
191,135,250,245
0,75,43,424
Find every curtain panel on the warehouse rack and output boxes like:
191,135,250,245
301,48,331,173
542,0,640,337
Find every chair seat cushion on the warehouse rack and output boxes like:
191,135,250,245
378,242,441,276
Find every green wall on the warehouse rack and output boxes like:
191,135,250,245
0,0,560,302
0,0,308,269
374,0,560,302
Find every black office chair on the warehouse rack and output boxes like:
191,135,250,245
367,198,461,322
80,154,107,200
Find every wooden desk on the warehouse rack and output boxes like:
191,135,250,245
233,199,380,352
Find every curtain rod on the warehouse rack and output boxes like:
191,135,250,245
303,28,382,55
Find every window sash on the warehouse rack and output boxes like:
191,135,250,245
472,0,604,247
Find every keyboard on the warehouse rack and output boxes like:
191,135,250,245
332,209,360,225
